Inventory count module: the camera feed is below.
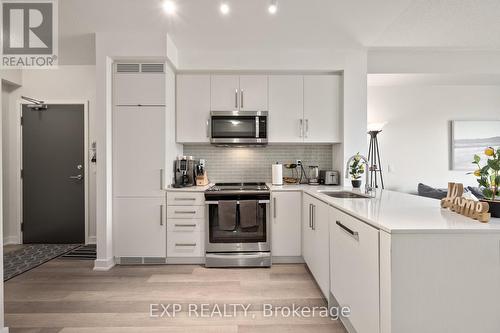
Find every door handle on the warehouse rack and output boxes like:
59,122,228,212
240,89,244,109
235,89,239,109
299,119,303,138
160,169,164,190
305,119,309,138
309,204,312,229
273,197,277,219
336,221,359,240
206,119,210,138
312,205,315,230
69,174,83,180
160,205,164,226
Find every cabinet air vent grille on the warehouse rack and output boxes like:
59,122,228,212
141,63,165,73
118,257,142,265
116,63,140,73
143,257,167,264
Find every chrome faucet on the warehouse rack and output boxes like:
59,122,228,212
345,154,375,197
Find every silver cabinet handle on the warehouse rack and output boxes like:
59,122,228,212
336,221,359,240
312,204,316,230
174,210,196,214
174,198,196,201
206,119,210,138
175,243,197,247
273,197,277,219
69,174,83,180
240,89,244,109
305,119,309,138
308,204,312,228
174,224,197,227
160,205,164,226
235,89,239,109
160,169,164,190
299,119,303,138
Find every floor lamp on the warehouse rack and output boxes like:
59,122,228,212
367,129,385,189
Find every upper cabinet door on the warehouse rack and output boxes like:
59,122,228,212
239,75,268,111
114,73,166,106
210,75,239,111
113,106,165,197
176,75,211,143
303,75,341,143
268,75,303,142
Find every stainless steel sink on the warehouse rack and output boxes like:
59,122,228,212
319,191,370,199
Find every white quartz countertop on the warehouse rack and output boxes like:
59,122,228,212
269,183,500,234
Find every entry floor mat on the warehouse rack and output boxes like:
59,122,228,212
61,244,96,260
4,243,80,281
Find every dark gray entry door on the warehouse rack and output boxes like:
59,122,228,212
22,104,85,244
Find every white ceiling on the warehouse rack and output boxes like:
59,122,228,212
58,0,500,65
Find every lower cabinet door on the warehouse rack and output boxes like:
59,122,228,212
271,191,302,257
310,199,330,298
330,208,380,333
114,197,166,258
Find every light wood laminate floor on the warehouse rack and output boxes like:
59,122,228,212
4,259,348,333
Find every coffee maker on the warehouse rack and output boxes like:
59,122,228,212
173,156,195,188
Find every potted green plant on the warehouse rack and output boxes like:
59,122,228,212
349,153,365,188
472,147,500,218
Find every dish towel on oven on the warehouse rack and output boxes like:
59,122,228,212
218,200,237,231
239,200,258,229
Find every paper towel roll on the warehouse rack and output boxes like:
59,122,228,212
272,163,283,185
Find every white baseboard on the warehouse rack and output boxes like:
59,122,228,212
272,256,304,264
93,257,115,271
3,236,20,245
87,236,96,244
1,327,9,333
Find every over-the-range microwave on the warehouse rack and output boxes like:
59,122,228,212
209,111,268,146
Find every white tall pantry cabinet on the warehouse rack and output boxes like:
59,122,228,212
113,63,168,262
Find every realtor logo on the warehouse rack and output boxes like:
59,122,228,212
1,0,58,67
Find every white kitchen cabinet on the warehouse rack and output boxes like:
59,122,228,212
268,76,304,142
303,75,341,143
113,106,165,197
114,197,166,258
211,75,268,111
211,75,240,111
114,73,165,106
302,193,330,298
330,207,380,333
271,191,302,257
176,75,211,143
239,75,268,111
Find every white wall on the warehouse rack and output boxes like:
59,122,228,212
2,66,97,244
368,82,500,193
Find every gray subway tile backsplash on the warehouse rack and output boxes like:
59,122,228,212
183,144,334,183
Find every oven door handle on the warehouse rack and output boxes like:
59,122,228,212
205,200,270,205
206,253,267,259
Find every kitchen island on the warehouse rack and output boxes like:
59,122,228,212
270,184,500,333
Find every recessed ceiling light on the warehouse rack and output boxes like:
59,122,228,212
220,2,230,15
162,0,176,15
268,0,278,14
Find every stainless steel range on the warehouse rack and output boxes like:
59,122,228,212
205,182,271,267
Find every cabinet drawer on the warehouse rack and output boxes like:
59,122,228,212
167,205,205,219
167,232,204,257
167,218,205,232
167,192,205,206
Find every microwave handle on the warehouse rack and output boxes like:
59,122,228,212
255,117,259,138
